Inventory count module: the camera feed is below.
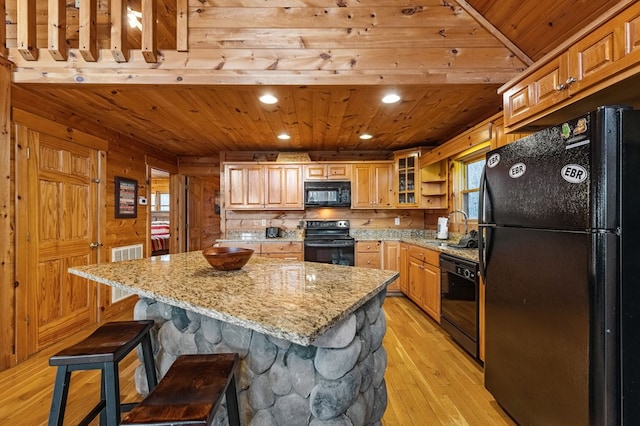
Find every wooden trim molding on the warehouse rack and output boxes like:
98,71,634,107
12,108,110,151
0,57,13,370
0,0,7,58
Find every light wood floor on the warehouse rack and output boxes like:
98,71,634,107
0,296,515,425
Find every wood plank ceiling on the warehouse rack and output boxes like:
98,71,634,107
6,0,621,157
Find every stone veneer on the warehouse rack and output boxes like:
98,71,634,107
133,288,388,426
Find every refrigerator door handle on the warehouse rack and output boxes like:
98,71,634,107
478,164,488,282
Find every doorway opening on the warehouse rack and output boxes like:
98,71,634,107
150,168,171,256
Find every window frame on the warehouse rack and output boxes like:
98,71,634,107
453,142,490,223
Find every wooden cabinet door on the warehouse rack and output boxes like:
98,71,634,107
399,243,409,294
264,165,303,209
226,165,264,209
371,163,393,207
422,262,441,322
566,6,638,95
503,55,569,128
351,163,393,209
304,163,351,180
408,257,425,306
383,241,400,291
326,164,351,180
351,164,373,208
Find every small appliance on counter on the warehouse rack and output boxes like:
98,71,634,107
436,217,449,239
265,227,282,238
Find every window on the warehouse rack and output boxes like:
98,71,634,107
150,192,170,212
461,157,485,219
456,151,487,220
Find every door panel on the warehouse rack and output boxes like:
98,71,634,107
188,176,203,251
21,129,99,355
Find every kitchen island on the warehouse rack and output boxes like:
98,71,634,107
69,252,398,425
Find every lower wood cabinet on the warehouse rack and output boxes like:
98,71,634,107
217,241,302,260
383,241,400,292
406,244,440,322
356,241,382,269
356,240,401,292
260,241,303,260
399,243,409,293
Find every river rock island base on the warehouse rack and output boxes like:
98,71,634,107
134,288,388,426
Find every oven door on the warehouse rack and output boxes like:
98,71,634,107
440,255,479,359
304,240,355,266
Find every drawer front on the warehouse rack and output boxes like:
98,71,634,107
261,252,303,261
261,241,303,254
218,242,261,252
408,245,439,266
357,252,382,269
356,241,381,253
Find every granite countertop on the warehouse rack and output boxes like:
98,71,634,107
69,252,398,346
218,229,479,263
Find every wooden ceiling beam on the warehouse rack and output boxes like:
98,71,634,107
455,0,533,66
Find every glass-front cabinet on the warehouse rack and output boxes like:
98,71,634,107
394,150,420,208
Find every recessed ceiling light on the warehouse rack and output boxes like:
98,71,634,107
277,133,290,140
382,93,401,104
259,94,278,104
359,133,373,140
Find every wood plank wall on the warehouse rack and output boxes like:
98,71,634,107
225,209,428,233
0,58,13,370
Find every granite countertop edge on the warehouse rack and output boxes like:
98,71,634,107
69,255,398,347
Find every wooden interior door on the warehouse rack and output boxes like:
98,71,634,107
20,129,100,355
188,176,204,251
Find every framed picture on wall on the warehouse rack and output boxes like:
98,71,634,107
115,176,138,218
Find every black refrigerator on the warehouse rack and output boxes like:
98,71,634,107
479,106,640,425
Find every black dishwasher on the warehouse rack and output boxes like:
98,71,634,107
440,253,480,361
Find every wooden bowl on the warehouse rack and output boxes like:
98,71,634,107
202,247,254,271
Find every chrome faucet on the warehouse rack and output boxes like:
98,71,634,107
448,210,469,236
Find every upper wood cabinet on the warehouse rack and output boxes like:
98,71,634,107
502,54,570,128
225,164,303,210
303,163,351,180
394,150,420,208
226,164,265,210
264,165,304,209
351,162,394,209
501,2,640,131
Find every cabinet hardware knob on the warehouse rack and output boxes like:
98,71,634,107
89,242,103,249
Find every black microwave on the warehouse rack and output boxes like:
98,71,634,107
304,181,351,208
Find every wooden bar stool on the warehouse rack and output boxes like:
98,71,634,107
120,353,240,426
48,320,158,426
